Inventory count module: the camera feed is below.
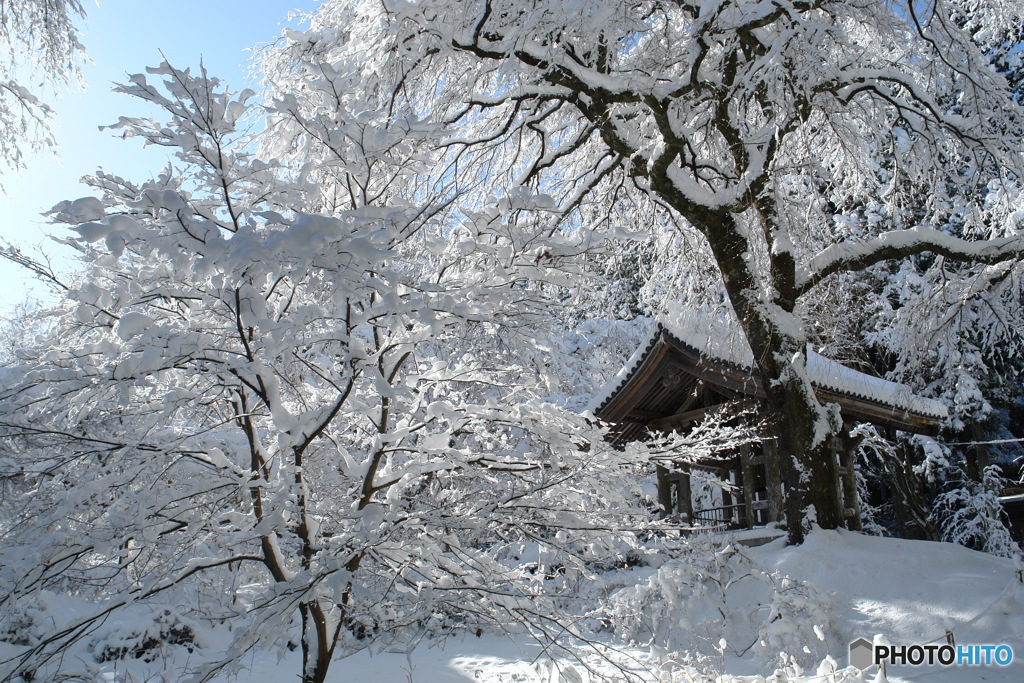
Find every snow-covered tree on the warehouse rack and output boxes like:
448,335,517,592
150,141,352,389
0,62,645,683
933,465,1018,557
314,0,1024,543
0,0,85,171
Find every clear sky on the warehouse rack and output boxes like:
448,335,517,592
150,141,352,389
0,0,321,316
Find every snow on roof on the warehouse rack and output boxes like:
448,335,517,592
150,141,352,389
585,326,662,414
805,351,947,420
590,313,948,421
586,308,750,414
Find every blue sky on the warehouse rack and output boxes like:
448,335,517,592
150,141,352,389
0,0,320,315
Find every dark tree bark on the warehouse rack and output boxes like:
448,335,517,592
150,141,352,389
887,442,940,542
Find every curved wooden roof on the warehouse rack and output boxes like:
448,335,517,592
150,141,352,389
593,325,946,438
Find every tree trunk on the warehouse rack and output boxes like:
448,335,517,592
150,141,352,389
301,601,334,683
674,207,844,544
778,393,843,540
887,442,939,542
965,422,989,484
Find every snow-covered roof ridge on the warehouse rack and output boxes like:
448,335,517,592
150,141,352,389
592,316,948,421
805,351,948,420
586,325,663,414
658,308,755,369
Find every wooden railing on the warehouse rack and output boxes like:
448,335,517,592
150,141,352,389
691,504,747,530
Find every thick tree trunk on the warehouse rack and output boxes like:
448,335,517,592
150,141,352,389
578,21,848,543
774,385,844,542
674,207,844,544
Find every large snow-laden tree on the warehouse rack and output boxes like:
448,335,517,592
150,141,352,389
0,0,85,171
0,62,645,683
310,0,1024,543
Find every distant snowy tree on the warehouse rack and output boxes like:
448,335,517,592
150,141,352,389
300,0,1024,542
0,62,646,683
933,466,1018,558
0,0,85,171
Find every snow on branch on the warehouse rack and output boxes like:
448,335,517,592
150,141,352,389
797,228,1024,295
643,402,764,468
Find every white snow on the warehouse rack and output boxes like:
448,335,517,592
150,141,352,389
10,530,1018,681
114,311,154,340
807,352,948,420
753,530,1023,682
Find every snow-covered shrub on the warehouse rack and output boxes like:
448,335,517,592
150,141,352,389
626,655,870,683
90,608,201,663
933,466,1019,558
0,602,48,648
0,592,70,655
605,535,833,671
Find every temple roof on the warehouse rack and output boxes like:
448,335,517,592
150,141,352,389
591,320,947,438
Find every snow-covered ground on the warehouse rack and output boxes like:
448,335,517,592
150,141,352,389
756,530,1023,682
234,530,1023,682
5,530,1021,682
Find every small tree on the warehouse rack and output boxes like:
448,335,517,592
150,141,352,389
0,62,644,682
934,466,1018,558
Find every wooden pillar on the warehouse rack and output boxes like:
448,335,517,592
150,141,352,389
824,434,847,529
838,431,863,531
966,422,989,483
656,465,672,518
657,465,694,523
762,438,784,523
679,470,693,525
740,446,757,529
